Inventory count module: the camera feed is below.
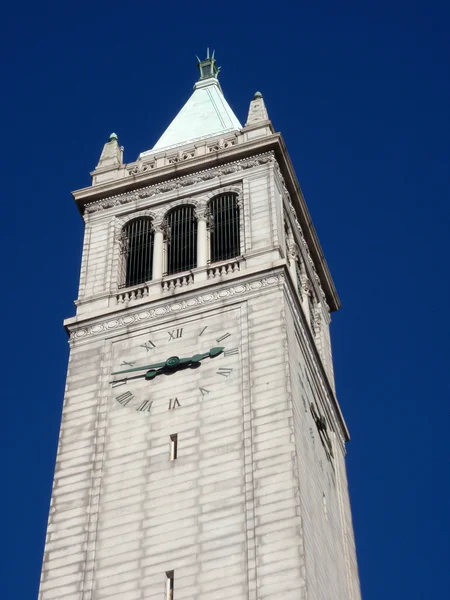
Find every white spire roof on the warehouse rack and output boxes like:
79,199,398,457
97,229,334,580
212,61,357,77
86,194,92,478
140,52,242,158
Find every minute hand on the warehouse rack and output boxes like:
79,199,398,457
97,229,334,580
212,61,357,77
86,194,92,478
112,347,224,376
112,360,168,375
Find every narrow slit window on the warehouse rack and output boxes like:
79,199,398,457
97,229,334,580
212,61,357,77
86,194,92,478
170,434,178,461
166,570,174,600
209,193,240,263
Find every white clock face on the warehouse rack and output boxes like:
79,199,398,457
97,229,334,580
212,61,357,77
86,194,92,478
109,311,241,416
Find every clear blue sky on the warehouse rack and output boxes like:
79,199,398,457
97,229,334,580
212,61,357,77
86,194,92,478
3,1,449,598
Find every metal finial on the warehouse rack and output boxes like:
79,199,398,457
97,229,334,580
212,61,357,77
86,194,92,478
196,49,220,80
109,132,118,141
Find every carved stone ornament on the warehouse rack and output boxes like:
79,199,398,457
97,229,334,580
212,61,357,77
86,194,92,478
128,160,155,175
313,308,322,325
194,204,210,222
84,152,275,215
287,241,299,260
68,272,284,342
276,162,330,313
301,276,312,296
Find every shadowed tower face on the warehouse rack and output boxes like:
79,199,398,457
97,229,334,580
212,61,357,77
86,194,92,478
39,52,362,600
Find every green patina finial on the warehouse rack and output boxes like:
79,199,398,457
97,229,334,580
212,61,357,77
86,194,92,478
109,132,118,141
254,91,263,99
196,49,221,81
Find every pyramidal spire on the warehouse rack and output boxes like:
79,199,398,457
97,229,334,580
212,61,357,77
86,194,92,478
245,91,270,126
140,51,242,157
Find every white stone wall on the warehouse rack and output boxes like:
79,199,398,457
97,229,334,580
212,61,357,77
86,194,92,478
284,294,361,600
40,149,360,598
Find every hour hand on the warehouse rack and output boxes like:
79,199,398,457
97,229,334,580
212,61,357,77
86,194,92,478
191,347,224,362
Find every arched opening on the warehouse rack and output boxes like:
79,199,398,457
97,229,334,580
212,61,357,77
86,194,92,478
120,218,154,287
209,193,240,263
165,206,197,275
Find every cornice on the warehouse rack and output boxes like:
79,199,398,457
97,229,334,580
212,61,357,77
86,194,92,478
272,135,341,312
73,136,280,212
82,153,273,216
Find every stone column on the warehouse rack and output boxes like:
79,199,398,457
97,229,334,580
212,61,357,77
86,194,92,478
301,276,312,329
287,242,299,290
152,221,164,280
196,205,208,268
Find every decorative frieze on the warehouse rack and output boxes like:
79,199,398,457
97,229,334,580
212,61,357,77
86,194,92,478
68,272,284,341
85,152,275,215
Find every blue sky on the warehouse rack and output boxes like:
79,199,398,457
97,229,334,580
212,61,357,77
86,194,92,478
3,1,449,598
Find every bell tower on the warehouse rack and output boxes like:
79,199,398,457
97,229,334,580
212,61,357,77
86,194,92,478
39,54,362,600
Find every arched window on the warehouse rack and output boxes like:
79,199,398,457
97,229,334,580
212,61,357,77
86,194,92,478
120,218,154,287
166,206,197,275
209,193,240,263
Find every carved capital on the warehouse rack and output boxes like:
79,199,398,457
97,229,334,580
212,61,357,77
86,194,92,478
301,276,312,296
313,308,322,325
194,204,210,223
152,218,166,235
287,241,299,261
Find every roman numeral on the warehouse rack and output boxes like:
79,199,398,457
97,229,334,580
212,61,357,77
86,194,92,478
168,398,181,410
216,332,231,343
136,400,153,412
121,360,135,367
199,387,210,396
140,340,156,352
116,391,133,406
217,367,233,378
199,326,208,337
223,348,239,357
168,328,183,341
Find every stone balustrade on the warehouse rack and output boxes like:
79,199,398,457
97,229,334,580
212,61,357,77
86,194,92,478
207,258,241,279
161,272,194,292
116,283,150,304
114,258,242,305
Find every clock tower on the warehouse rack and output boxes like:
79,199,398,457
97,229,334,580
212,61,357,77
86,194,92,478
39,53,362,599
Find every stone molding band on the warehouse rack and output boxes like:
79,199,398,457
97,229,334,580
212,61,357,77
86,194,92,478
84,152,275,215
68,273,284,341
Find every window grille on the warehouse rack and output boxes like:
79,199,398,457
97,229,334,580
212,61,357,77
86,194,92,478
166,206,197,275
209,194,240,263
120,218,154,288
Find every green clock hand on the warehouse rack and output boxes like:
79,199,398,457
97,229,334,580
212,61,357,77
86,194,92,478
191,346,224,362
112,347,224,376
143,347,224,380
112,361,167,375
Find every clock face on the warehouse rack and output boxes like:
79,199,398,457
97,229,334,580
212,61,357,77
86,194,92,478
109,311,241,417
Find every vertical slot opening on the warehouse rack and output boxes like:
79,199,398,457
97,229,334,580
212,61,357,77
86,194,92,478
170,434,178,461
166,570,174,599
